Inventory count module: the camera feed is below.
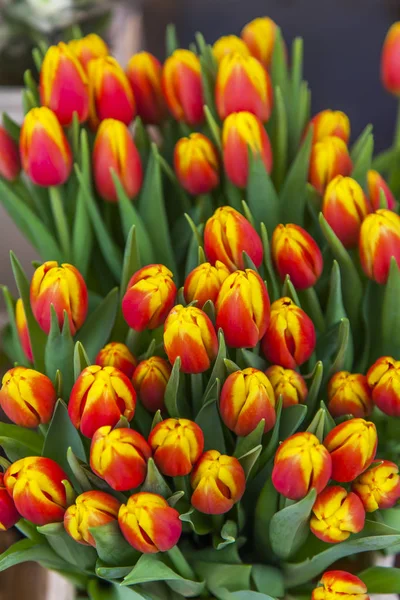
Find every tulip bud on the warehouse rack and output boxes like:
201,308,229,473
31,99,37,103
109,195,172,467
174,133,220,195
359,209,400,284
126,51,166,125
322,176,370,248
191,450,246,515
216,53,273,122
0,366,56,428
216,269,270,348
122,264,177,332
324,418,378,483
69,34,108,71
262,297,316,369
272,432,332,500
15,298,33,362
164,305,218,374
367,356,400,417
367,170,395,211
132,356,171,413
271,223,323,290
64,491,120,546
20,107,72,186
184,261,230,309
0,473,20,531
90,426,151,491
241,17,277,69
265,365,308,408
148,418,204,477
204,206,264,271
68,365,136,438
222,111,273,188
40,42,89,126
327,371,373,419
309,109,350,145
119,492,182,553
310,485,365,543
95,342,137,379
4,457,69,525
0,125,21,181
352,460,400,512
381,22,400,96
309,136,353,195
88,56,136,129
162,50,204,125
30,261,88,335
312,571,369,600
213,35,251,63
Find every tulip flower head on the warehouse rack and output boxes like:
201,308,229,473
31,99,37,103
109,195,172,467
312,570,369,600
0,473,20,531
0,125,20,181
174,133,219,195
184,261,230,308
309,136,352,195
69,34,108,71
309,109,350,144
96,342,137,379
367,356,400,417
359,209,400,284
352,460,400,512
381,22,400,96
64,491,120,546
15,299,32,362
367,170,395,211
328,371,373,418
148,418,204,477
213,35,250,63
132,356,171,413
126,51,166,124
265,365,308,408
241,17,277,68
162,49,204,125
310,485,365,543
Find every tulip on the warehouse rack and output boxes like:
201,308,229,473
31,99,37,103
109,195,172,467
352,460,400,512
64,491,120,546
15,298,32,362
4,457,69,525
88,56,136,129
216,53,273,122
327,371,373,418
0,125,20,181
92,118,143,203
310,485,365,543
213,35,250,63
30,261,88,335
322,176,370,248
174,133,220,195
367,356,400,417
126,51,166,124
359,209,400,284
132,356,171,413
262,297,316,369
222,111,273,188
271,223,323,289
69,34,108,71
309,109,350,145
367,170,395,211
184,261,230,309
162,50,204,125
95,342,137,379
272,432,332,500
40,42,89,126
241,17,277,69
164,305,218,374
312,571,369,600
0,473,20,531
191,450,246,515
204,206,264,271
122,264,177,332
119,492,182,553
68,365,136,438
324,418,377,483
309,136,353,195
381,22,400,95
90,426,151,491
148,418,204,477
20,107,72,186
216,269,270,348
220,368,276,435
265,365,308,408
0,366,56,428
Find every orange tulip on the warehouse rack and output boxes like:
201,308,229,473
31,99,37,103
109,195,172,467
95,342,137,379
367,170,395,211
174,133,219,195
309,109,350,145
310,485,365,543
15,299,32,362
69,34,108,72
312,571,369,600
148,418,204,477
359,209,400,284
132,356,171,413
64,491,120,546
381,22,400,96
265,365,308,408
162,50,204,125
213,35,250,63
367,356,400,417
241,17,277,69
126,51,166,125
184,261,230,309
353,460,400,512
327,371,373,418
309,136,352,195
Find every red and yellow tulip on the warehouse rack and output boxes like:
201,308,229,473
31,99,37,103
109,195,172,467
309,136,352,195
132,356,171,413
359,209,400,284
381,22,400,96
174,133,220,195
95,342,137,379
0,125,20,181
184,261,230,309
309,109,350,145
0,473,20,531
15,299,32,362
328,371,373,419
162,50,204,125
367,170,395,211
69,33,108,71
265,365,308,408
353,460,400,512
126,51,166,125
312,571,369,600
367,356,400,417
64,491,120,546
213,35,250,63
310,485,365,543
241,17,277,69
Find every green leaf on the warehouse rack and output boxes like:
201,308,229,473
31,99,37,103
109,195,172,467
2,112,21,142
76,288,119,362
380,257,400,357
306,408,326,442
325,261,353,368
216,592,276,600
238,445,262,480
281,275,301,306
205,105,222,150
260,223,280,301
0,422,43,462
279,404,307,439
357,567,400,593
90,520,139,567
258,397,283,469
252,564,284,598
271,28,289,103
45,309,75,397
236,348,267,371
270,86,288,191
88,579,147,599
254,476,279,558
164,357,190,418
305,361,323,416
326,318,350,379
66,447,92,492
280,127,313,226
351,124,373,163
0,538,71,573
141,458,172,497
351,132,374,190
203,329,227,399
166,23,179,56
1,286,29,366
214,520,238,550
196,379,226,453
194,561,252,595
180,508,213,535
246,153,280,236
72,130,93,277
270,488,316,560
37,522,96,571
234,420,265,460
94,562,133,582
73,341,91,380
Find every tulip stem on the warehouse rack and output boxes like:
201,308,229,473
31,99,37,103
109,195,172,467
167,545,197,581
16,519,43,543
173,475,191,501
49,186,71,260
299,287,325,332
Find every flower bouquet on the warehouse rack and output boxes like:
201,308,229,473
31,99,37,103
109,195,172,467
1,16,400,600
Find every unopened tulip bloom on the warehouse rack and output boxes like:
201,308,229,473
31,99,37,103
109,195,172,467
119,492,182,553
30,261,88,335
309,109,350,145
184,261,230,308
132,356,171,413
381,22,400,95
69,34,108,71
15,299,32,362
309,136,353,195
359,209,400,284
148,418,204,477
164,305,218,374
312,571,369,600
122,264,177,332
310,486,365,543
265,365,308,408
0,473,19,531
367,356,400,417
272,224,323,289
216,269,270,348
162,50,204,125
272,432,332,500
353,460,400,512
174,133,219,195
204,206,264,271
90,427,151,491
126,51,166,124
68,365,136,438
323,176,370,248
216,53,273,122
0,367,56,428
367,170,395,211
241,17,277,69
4,457,69,525
213,35,250,63
20,107,72,186
191,450,245,514
328,372,373,418
324,418,377,483
96,342,137,379
262,297,316,369
64,491,120,546
222,111,273,188
0,125,20,181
